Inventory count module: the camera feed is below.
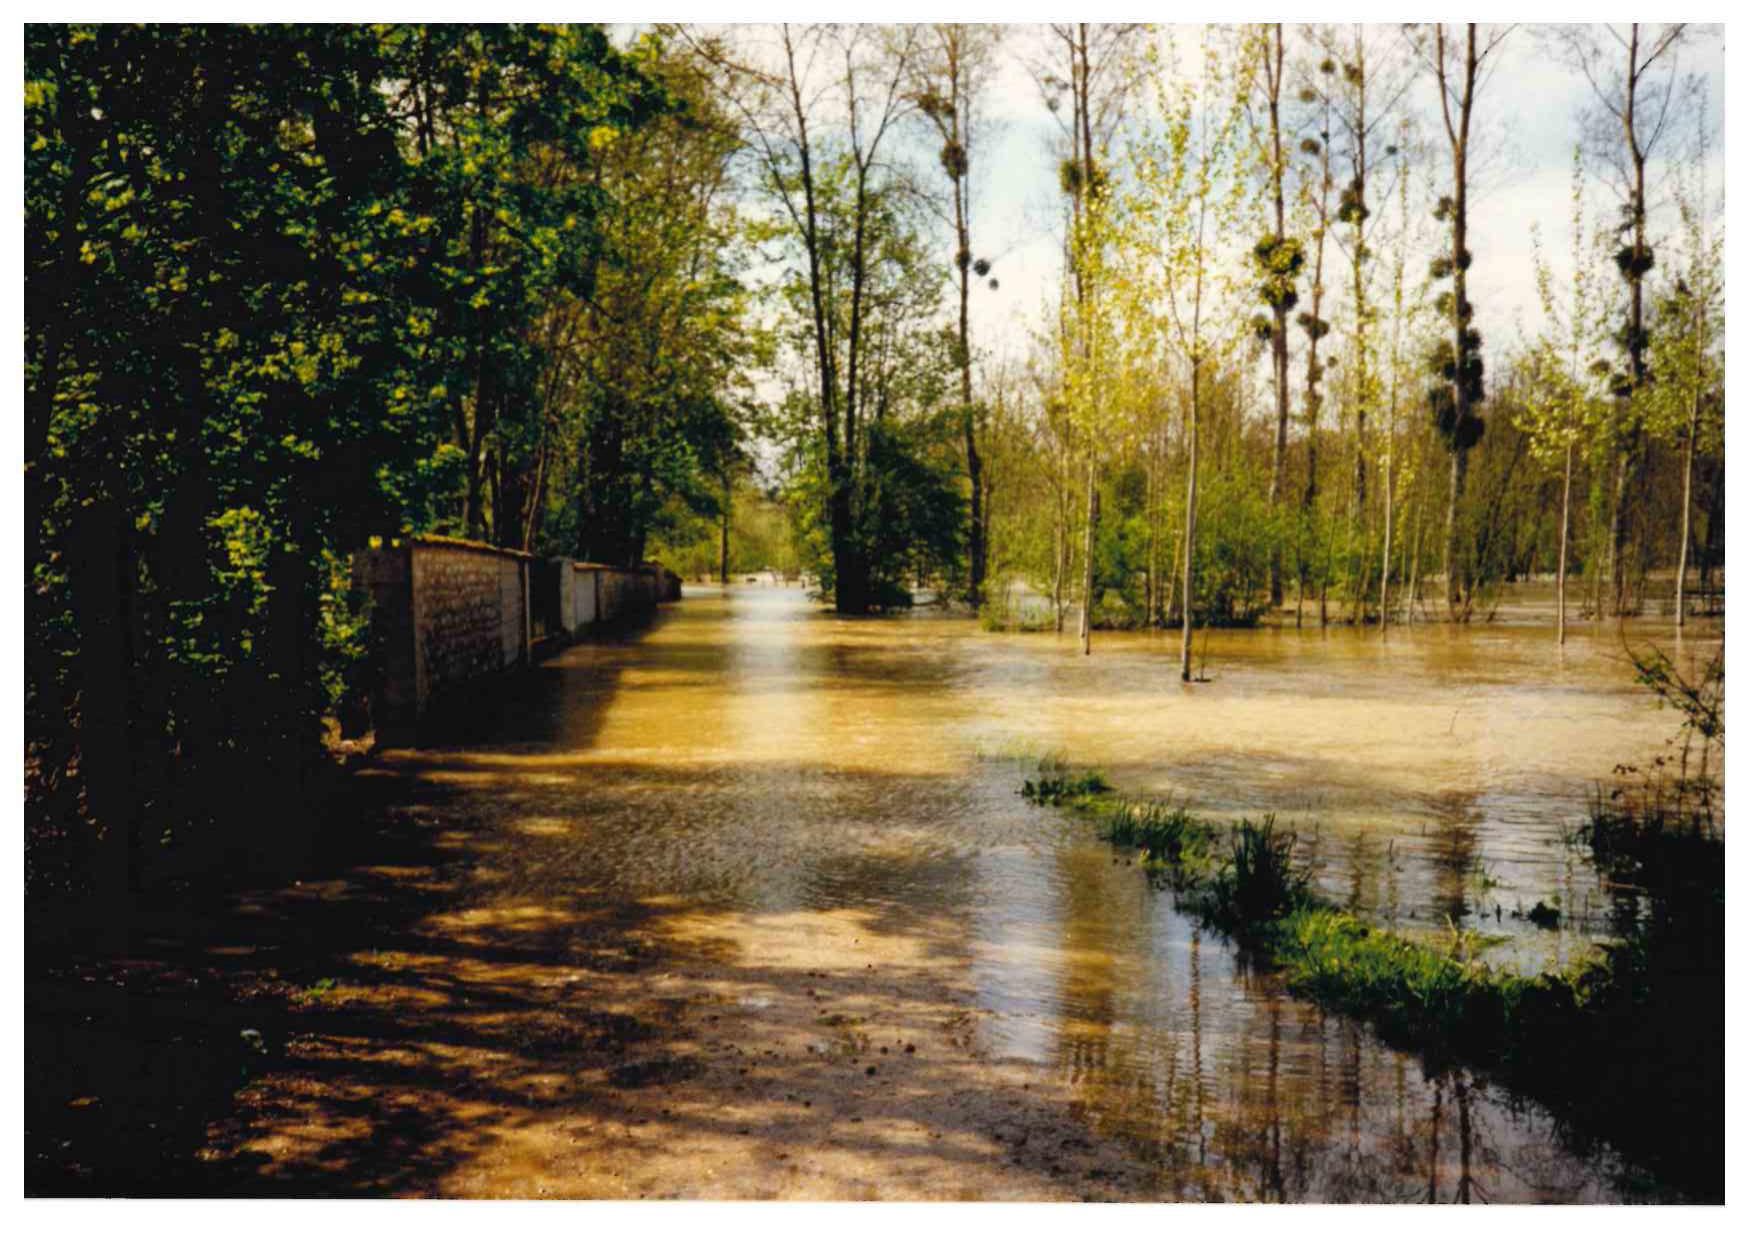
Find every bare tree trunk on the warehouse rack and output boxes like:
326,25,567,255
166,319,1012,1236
1408,493,1423,626
1144,443,1159,625
1264,23,1290,609
1181,362,1201,681
1318,527,1331,628
1344,493,1360,625
1052,503,1065,632
1558,439,1573,645
1380,448,1394,633
952,88,985,608
1164,521,1183,628
1605,443,1629,615
720,470,732,586
1610,26,1653,618
1433,24,1481,621
1444,447,1468,614
1080,459,1098,655
1677,390,1698,628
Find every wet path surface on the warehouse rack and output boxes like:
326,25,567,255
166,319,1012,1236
170,586,1712,1199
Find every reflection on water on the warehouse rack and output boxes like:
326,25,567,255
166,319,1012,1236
396,584,1712,1200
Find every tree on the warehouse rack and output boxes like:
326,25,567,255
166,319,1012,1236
913,24,1003,608
1293,41,1338,625
710,24,921,614
1326,24,1412,621
1647,119,1723,628
1378,116,1431,633
24,24,675,906
1519,149,1615,645
28,26,431,904
383,26,669,545
1131,30,1245,681
1033,23,1144,653
557,32,759,565
1553,23,1694,615
1241,23,1301,609
1417,23,1509,618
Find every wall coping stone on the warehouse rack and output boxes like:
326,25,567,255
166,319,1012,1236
376,533,535,560
572,561,658,575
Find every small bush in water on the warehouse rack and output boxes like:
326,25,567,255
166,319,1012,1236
1102,800,1213,876
1020,767,1111,806
1208,817,1307,926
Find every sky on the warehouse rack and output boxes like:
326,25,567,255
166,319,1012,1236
945,23,1725,379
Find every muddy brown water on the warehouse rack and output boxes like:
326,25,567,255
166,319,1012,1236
200,584,1715,1200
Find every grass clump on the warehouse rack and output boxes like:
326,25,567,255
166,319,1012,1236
1269,908,1513,1048
1205,817,1307,927
1100,800,1214,879
1020,763,1111,806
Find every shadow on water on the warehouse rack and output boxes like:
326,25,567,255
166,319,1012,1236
25,586,1711,1199
28,755,1649,1200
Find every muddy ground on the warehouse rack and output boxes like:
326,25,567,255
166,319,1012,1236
27,762,1158,1200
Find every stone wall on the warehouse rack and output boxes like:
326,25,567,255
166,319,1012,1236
354,536,531,741
413,540,531,708
553,561,677,639
356,537,679,741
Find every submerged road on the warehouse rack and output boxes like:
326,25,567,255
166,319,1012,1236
181,585,1673,1200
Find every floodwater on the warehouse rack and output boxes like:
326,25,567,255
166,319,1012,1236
235,584,1716,1200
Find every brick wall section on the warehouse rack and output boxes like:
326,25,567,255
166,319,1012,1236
412,541,530,707
355,536,679,741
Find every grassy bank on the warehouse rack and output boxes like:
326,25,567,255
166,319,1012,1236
1020,767,1723,1200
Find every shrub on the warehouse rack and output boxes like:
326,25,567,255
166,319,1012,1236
1207,816,1307,925
1101,799,1213,878
1020,766,1111,806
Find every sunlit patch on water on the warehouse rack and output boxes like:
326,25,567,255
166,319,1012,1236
383,583,1714,1201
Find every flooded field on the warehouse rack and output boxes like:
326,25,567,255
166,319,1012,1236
215,581,1709,1201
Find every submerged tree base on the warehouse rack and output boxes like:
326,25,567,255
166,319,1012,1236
1019,767,1723,1201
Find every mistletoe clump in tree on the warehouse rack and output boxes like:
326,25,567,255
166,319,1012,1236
1250,237,1304,338
1425,194,1486,610
1249,228,1301,602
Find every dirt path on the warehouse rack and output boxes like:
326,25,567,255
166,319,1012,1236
30,758,1156,1201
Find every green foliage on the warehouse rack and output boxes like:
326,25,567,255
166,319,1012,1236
1207,817,1307,925
858,422,968,608
1019,761,1111,806
1189,469,1274,625
1017,758,1723,1197
1630,646,1723,745
561,38,763,563
1100,800,1214,878
646,475,802,584
783,415,966,610
23,24,741,890
1591,643,1723,832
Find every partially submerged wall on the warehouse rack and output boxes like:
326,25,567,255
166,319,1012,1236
556,561,678,639
355,537,679,741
